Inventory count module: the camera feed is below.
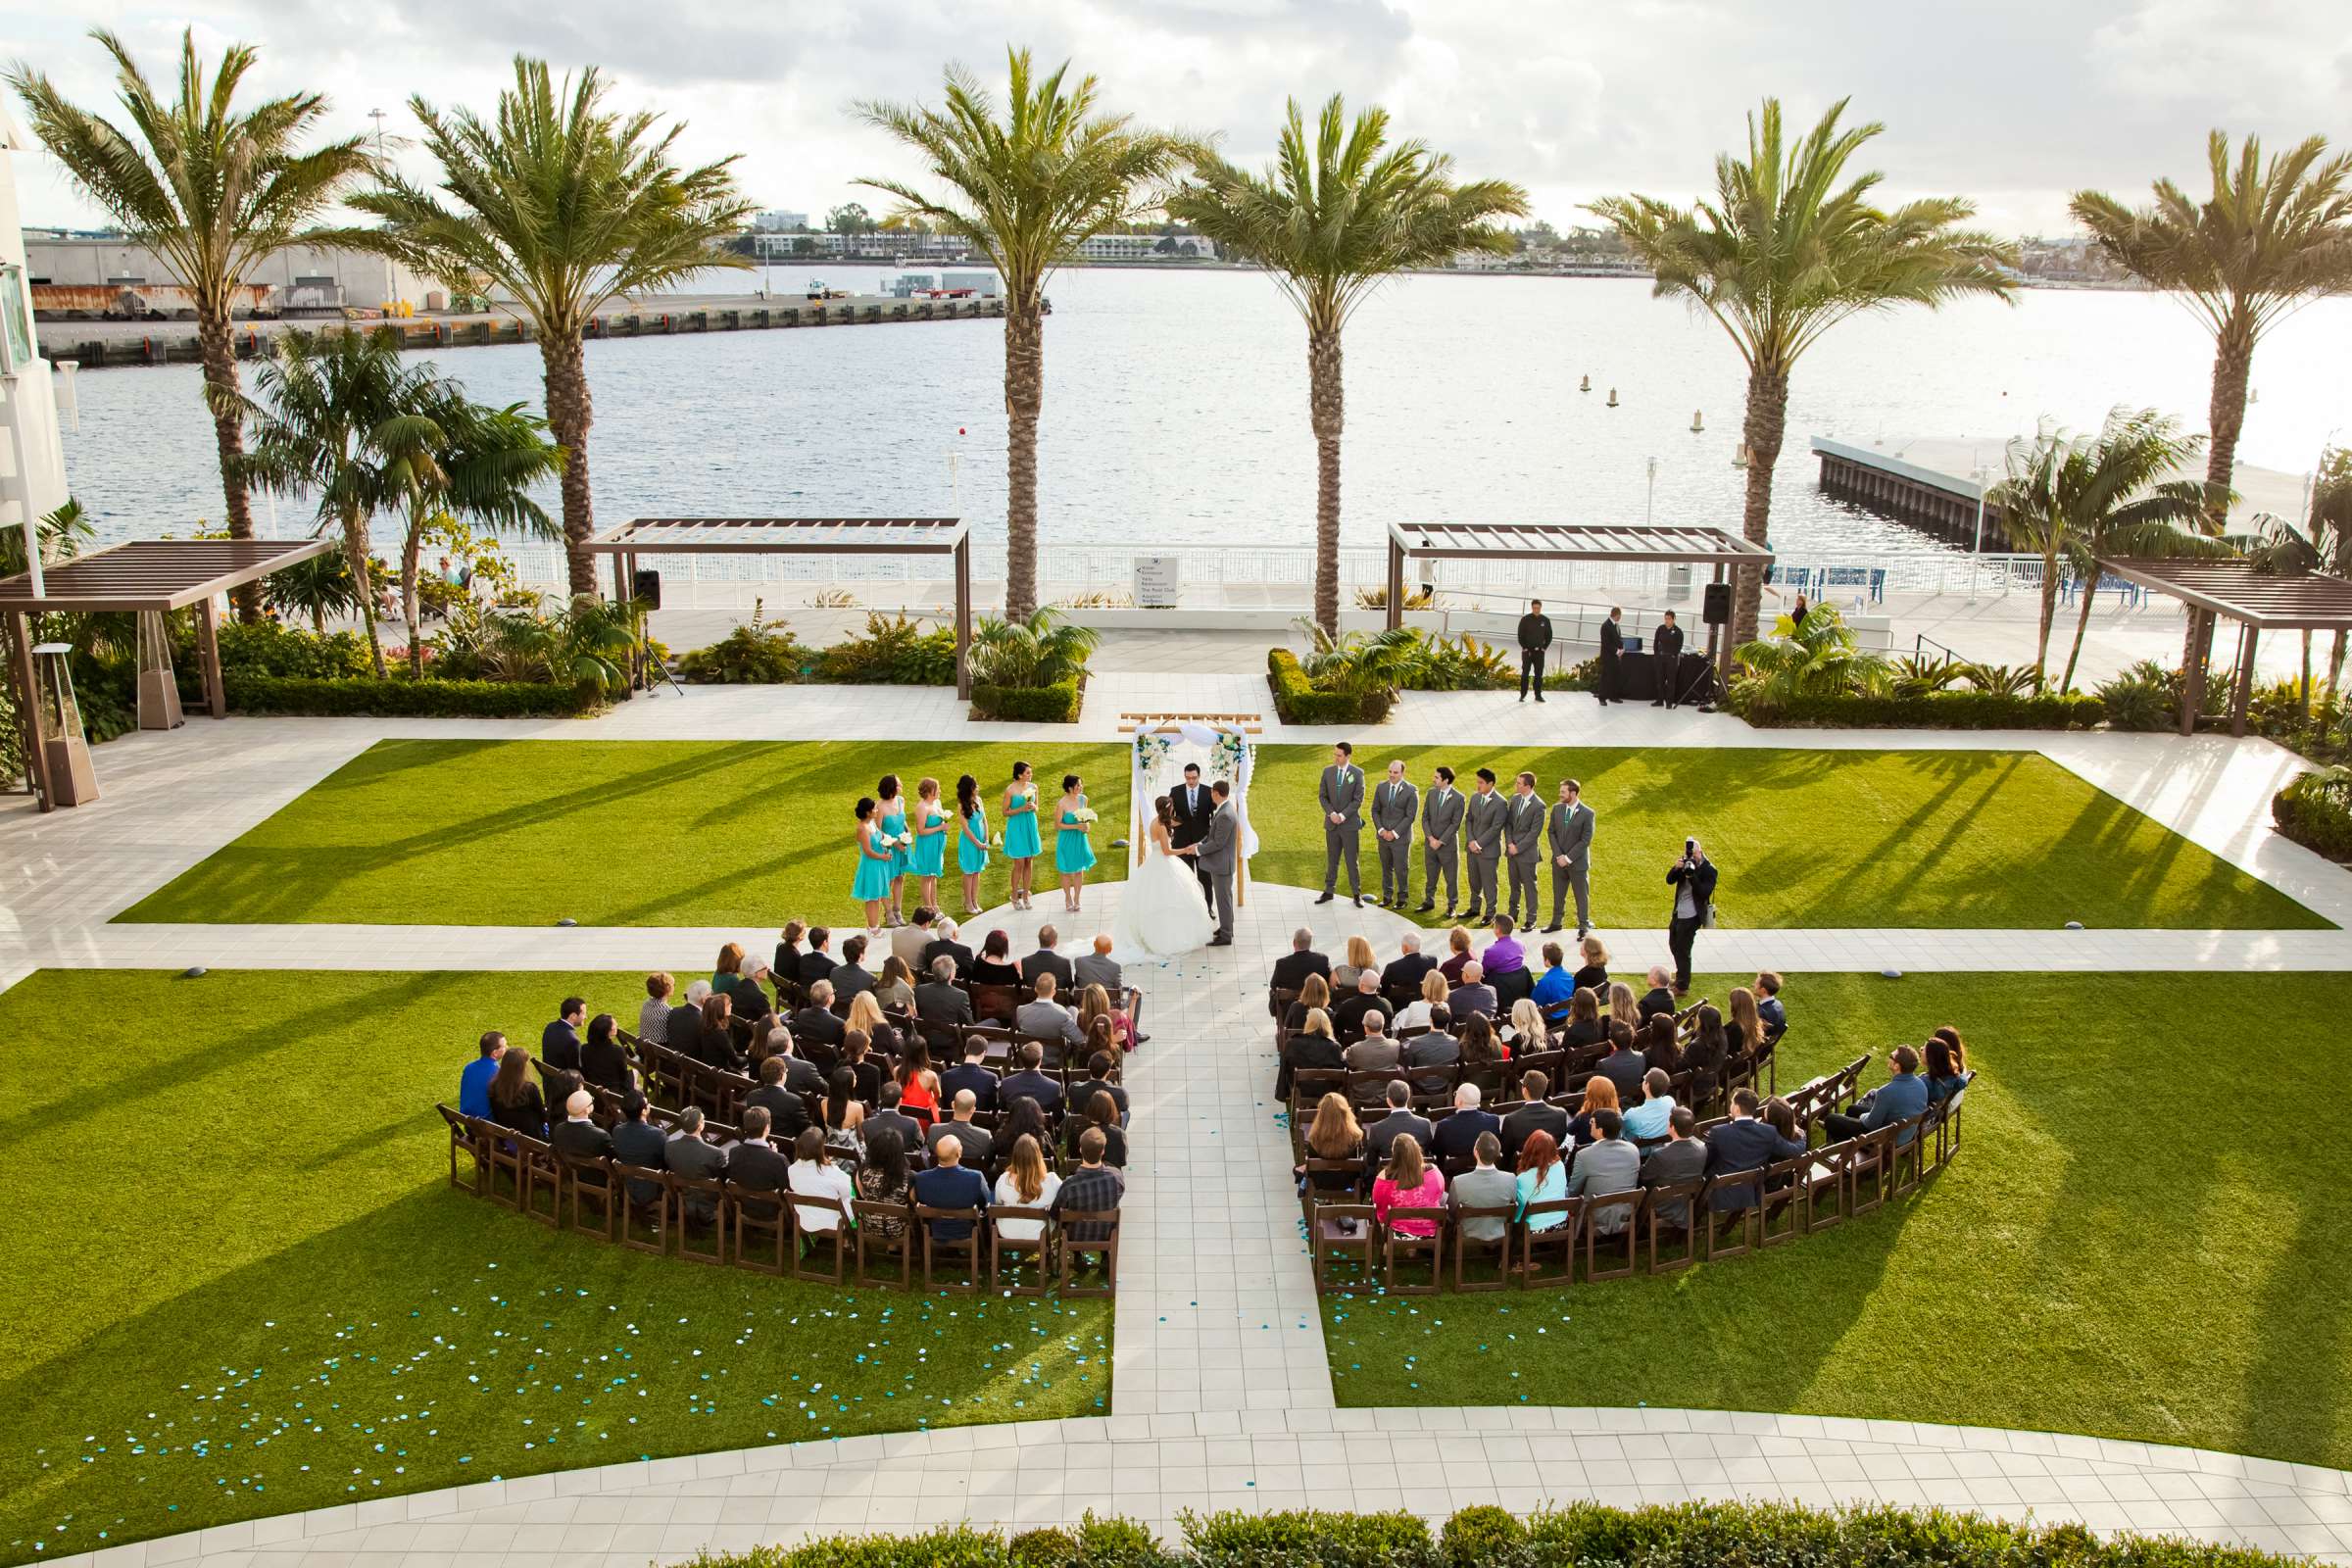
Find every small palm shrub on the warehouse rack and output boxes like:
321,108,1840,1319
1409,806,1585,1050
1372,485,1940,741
2275,766,2352,860
678,600,815,684
971,607,1101,689
2095,659,2177,732
1732,604,1892,703
816,612,957,685
1958,661,2040,698
1889,653,1967,698
1408,632,1513,690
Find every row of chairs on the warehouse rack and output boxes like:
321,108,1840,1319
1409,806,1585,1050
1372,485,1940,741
1308,1085,1968,1295
437,1105,1120,1296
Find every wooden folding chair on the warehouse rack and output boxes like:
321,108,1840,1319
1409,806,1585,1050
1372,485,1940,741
1310,1201,1379,1294
563,1152,620,1241
790,1194,851,1284
916,1206,985,1292
474,1118,528,1208
1802,1142,1853,1233
1705,1172,1764,1260
969,984,1018,1026
1935,1079,1972,1166
1889,1115,1930,1198
1583,1190,1642,1280
669,1172,727,1264
1450,1205,1516,1292
510,1132,562,1227
728,1184,788,1275
854,1200,912,1288
1519,1197,1582,1287
1058,1210,1119,1297
438,1104,486,1194
1382,1206,1446,1297
613,1162,670,1254
1642,1181,1703,1273
1848,1128,1894,1215
989,1207,1056,1295
1759,1155,1810,1247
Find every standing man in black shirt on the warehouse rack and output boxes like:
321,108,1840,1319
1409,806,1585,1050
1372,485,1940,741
1651,611,1686,710
1596,607,1624,706
1517,599,1554,703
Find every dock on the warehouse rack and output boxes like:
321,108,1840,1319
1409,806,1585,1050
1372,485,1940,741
1811,433,2313,549
43,290,1032,370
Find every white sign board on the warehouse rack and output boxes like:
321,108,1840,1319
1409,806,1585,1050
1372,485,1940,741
1132,554,1181,609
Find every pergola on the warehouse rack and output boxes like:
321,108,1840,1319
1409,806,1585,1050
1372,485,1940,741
1383,522,1778,679
584,517,974,698
0,537,339,809
2097,557,2352,737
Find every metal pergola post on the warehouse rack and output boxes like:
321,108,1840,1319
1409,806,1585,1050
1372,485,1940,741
1385,537,1405,632
954,537,972,701
6,611,50,810
2231,624,2260,739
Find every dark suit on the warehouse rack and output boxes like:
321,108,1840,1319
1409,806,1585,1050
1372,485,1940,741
864,1108,925,1155
1598,1047,1650,1106
579,1036,635,1096
915,981,976,1028
723,1137,791,1217
745,1084,809,1142
1516,612,1553,699
800,951,837,989
664,1131,727,1221
921,938,975,980
1268,949,1332,1017
1652,620,1687,708
940,1062,1000,1111
1639,986,1677,1021
1640,1138,1710,1230
790,1005,847,1051
1364,1109,1436,1169
1597,616,1624,703
1431,1106,1500,1165
1382,952,1438,996
1020,950,1074,992
551,1117,613,1161
1278,1031,1346,1100
778,1055,826,1100
540,1019,582,1073
831,963,877,1012
1704,1117,1805,1210
612,1119,668,1201
771,945,802,987
1665,856,1719,991
927,1118,995,1168
1170,780,1216,900
999,1068,1063,1116
1400,1030,1460,1095
1498,1100,1569,1164
1333,990,1386,1043
1447,983,1497,1021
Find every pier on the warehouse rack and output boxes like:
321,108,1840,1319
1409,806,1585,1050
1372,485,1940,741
44,290,1031,370
1812,433,2312,549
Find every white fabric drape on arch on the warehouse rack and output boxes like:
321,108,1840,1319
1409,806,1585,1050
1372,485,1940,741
1130,722,1258,860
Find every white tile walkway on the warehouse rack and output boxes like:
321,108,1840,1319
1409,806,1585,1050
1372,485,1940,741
9,679,2352,1568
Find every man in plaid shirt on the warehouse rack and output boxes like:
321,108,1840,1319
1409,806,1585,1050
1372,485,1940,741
1053,1127,1125,1246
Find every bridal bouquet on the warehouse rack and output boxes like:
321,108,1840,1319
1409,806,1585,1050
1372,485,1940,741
990,831,1004,849
1070,808,1100,825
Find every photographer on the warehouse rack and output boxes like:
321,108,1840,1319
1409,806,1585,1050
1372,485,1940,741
1664,836,1717,997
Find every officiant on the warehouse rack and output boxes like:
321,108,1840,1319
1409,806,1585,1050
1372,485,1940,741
1169,761,1215,903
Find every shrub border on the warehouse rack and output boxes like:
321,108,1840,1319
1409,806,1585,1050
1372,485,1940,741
971,678,1085,723
1732,689,2104,731
1267,649,1393,726
222,673,602,719
2274,769,2352,862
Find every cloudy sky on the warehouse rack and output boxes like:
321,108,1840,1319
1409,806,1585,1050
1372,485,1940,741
6,0,2348,237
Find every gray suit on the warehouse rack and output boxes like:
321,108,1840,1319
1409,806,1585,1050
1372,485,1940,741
1072,953,1123,997
1196,800,1238,939
1319,762,1365,898
1370,777,1419,905
1462,788,1508,915
1501,791,1545,923
1547,800,1595,931
1567,1137,1642,1233
1420,783,1465,910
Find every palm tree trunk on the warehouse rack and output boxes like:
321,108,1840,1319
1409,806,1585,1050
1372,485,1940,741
1736,367,1789,648
2061,569,2097,693
2204,312,2256,527
2328,629,2346,707
402,508,427,678
2034,547,2059,689
1307,325,1345,637
340,504,386,678
1002,293,1045,622
310,603,325,636
541,332,597,598
195,302,261,623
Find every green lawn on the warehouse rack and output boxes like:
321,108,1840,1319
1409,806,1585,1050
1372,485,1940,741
0,970,1112,1560
1250,745,2324,929
119,740,1131,927
1324,970,2352,1470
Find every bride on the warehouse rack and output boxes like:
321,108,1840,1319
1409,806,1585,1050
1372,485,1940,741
1113,795,1217,956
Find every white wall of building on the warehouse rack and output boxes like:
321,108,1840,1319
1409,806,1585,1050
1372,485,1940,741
0,109,72,571
26,237,430,310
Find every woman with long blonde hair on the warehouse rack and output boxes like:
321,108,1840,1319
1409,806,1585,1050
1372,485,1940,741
846,990,900,1058
1334,934,1378,993
1505,997,1549,1053
1297,1091,1365,1196
1607,980,1641,1034
1286,972,1332,1033
1727,987,1764,1056
992,1133,1061,1244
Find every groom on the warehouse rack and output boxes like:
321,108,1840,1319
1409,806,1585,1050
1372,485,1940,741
1169,761,1215,905
1184,780,1239,946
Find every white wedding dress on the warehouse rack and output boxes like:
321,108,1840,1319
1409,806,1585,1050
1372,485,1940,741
1112,818,1218,957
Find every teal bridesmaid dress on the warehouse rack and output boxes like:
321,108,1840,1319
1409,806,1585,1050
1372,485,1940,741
956,807,991,875
1054,797,1097,874
851,825,894,901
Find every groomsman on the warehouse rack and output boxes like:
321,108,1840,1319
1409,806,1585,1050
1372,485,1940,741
1316,741,1366,907
1461,768,1507,922
1417,765,1465,915
1545,778,1596,936
1371,760,1419,908
1501,770,1544,925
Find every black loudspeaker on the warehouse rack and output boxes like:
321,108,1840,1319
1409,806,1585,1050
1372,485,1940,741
633,568,662,610
1701,580,1732,626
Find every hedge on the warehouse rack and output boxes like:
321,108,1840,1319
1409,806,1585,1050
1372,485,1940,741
2274,768,2352,861
1267,649,1394,726
686,1501,2299,1568
221,673,603,718
1734,689,2105,730
972,678,1085,723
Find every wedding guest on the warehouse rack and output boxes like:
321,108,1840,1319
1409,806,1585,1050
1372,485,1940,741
955,774,991,916
1641,1107,1708,1230
1684,1004,1729,1109
897,1039,943,1127
1452,1133,1517,1246
551,1089,613,1160
637,975,674,1045
1638,965,1676,1021
832,936,878,1012
851,795,896,932
1383,932,1438,996
908,777,950,917
1401,1004,1459,1095
1016,971,1084,1054
1064,1089,1128,1168
745,1054,810,1141
1363,1081,1434,1169
1623,1068,1677,1143
1457,1013,1508,1096
800,927,836,988
664,1105,726,1223
875,955,916,1014
541,997,585,1072
1268,928,1331,1016
1054,773,1097,913
1074,934,1123,997
820,1066,865,1150
1448,961,1497,1021
1598,1022,1648,1104
1430,1078,1498,1166
1076,982,1130,1053
1053,1128,1125,1252
927,1090,996,1168
998,1094,1051,1156
1755,971,1788,1037
791,981,848,1053
1606,981,1640,1034
854,1126,911,1240
1334,969,1386,1042
911,1134,988,1244
486,1045,545,1138
1531,943,1576,1021
1439,925,1476,985
1000,1044,1064,1116
1002,761,1043,913
876,773,911,927
692,992,745,1073
1332,934,1378,995
940,1035,999,1110
1499,1069,1567,1163
1705,1089,1805,1210
712,941,750,1000
1481,914,1527,979
1373,1134,1444,1239
1344,1010,1397,1072
1021,926,1075,991
1641,1011,1681,1075
1296,1093,1366,1196
1559,987,1606,1051
1502,997,1549,1054
993,1134,1061,1243
1565,1073,1620,1150
1727,987,1766,1060
916,956,976,1029
612,1093,666,1200
772,921,807,989
579,1012,635,1096
972,929,1023,987
1926,1030,1969,1102
1395,968,1446,1034
864,1083,924,1154
1285,973,1333,1035
787,1125,856,1234
666,980,711,1063
924,915,975,981
889,907,934,979
1079,1051,1130,1124
841,1029,883,1102
1514,1129,1570,1234
1571,935,1610,996
1282,1007,1346,1095
460,1030,505,1118
1567,1109,1640,1232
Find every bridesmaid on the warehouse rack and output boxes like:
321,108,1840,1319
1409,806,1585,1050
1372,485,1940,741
876,773,910,926
908,776,949,915
955,772,990,915
850,796,895,931
1054,771,1097,913
1001,760,1042,911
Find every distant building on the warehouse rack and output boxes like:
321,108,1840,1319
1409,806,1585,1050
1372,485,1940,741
753,210,809,233
1074,232,1215,261
25,236,429,314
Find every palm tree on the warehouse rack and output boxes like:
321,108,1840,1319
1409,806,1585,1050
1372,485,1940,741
1732,603,1893,702
352,58,751,595
10,29,372,621
1171,98,1527,635
969,605,1101,688
2231,446,2352,709
261,549,364,635
1589,98,2015,646
243,328,428,675
856,49,1186,621
377,394,564,674
1992,408,2223,693
2072,133,2352,525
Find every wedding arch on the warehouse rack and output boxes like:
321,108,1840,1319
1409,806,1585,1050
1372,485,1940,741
1118,711,1263,906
